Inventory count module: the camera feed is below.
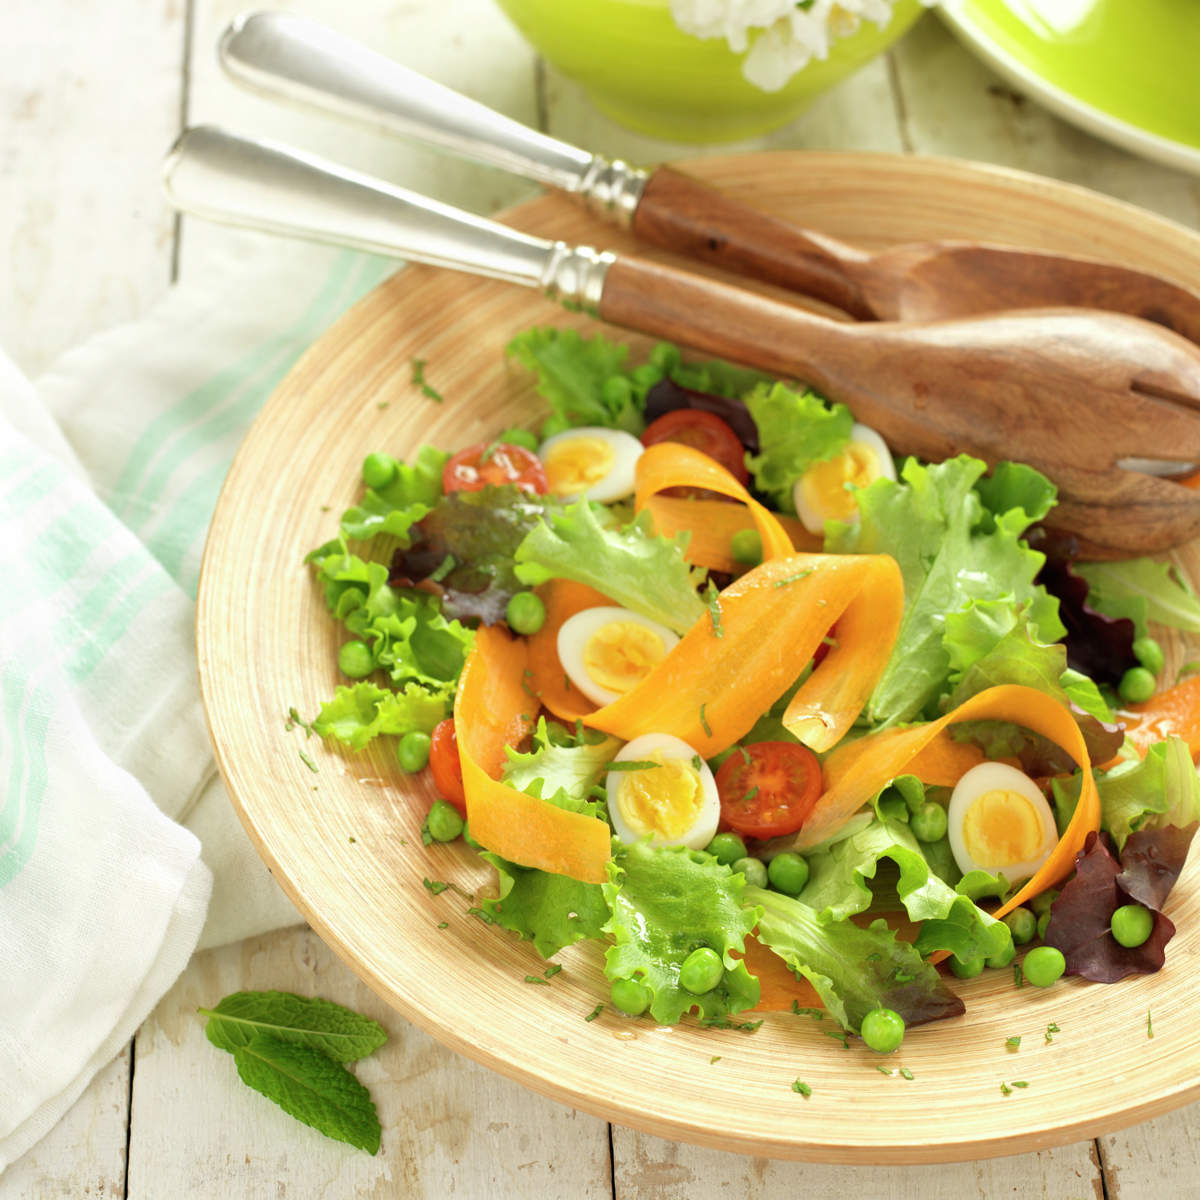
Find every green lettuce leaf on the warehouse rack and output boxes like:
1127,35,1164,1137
478,852,611,959
338,445,448,543
1076,557,1200,638
514,500,707,635
312,682,446,750
501,718,619,814
743,382,853,510
1091,737,1200,850
827,455,1063,726
747,887,965,1034
797,815,1011,965
603,842,760,1025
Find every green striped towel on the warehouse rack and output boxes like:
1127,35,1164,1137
0,240,390,1172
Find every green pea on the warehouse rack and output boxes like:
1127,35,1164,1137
337,639,374,679
860,1007,905,1054
495,427,539,452
611,976,652,1016
706,832,747,866
1111,903,1155,948
730,528,763,566
1036,910,1052,940
679,947,724,994
1029,888,1059,917
1002,906,1037,945
1132,636,1165,676
396,730,431,773
1022,945,1066,988
732,856,768,889
361,452,397,490
767,852,810,896
425,798,464,843
505,591,547,635
649,342,681,373
948,955,985,979
910,800,948,844
986,939,1016,969
540,413,572,439
1119,666,1157,705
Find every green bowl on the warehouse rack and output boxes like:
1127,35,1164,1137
493,0,927,143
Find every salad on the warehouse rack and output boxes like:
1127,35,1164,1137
304,325,1200,1051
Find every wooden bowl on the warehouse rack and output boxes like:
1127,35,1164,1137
197,152,1200,1163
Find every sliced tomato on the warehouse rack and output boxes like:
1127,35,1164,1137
443,441,547,494
714,741,822,839
429,718,467,817
640,410,750,487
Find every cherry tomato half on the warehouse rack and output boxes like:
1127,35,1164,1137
429,718,467,817
443,441,547,495
714,741,822,840
640,409,750,486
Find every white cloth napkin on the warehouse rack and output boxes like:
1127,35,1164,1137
0,237,391,1172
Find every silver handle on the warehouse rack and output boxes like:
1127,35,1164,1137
162,126,614,305
219,11,648,225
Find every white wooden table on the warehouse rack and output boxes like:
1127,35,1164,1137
5,2,1200,1195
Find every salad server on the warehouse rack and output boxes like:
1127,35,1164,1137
217,10,1200,346
162,125,1200,559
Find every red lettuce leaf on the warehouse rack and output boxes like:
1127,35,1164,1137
1043,828,1196,982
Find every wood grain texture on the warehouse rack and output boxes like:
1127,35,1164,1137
126,927,611,1198
196,152,1200,1163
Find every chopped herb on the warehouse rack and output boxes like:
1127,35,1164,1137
710,1056,722,1064
376,402,388,411
423,878,449,896
524,975,550,985
1013,962,1024,989
705,582,724,639
521,668,540,699
1147,1010,1154,1039
1000,1082,1012,1096
436,921,448,930
467,906,496,925
791,1080,812,1097
691,754,702,770
286,707,315,737
821,635,839,649
892,970,914,984
1011,1080,1029,1089
478,440,501,464
703,1016,763,1033
1045,1022,1060,1044
298,749,319,773
411,357,444,403
699,703,712,737
605,760,661,773
825,1030,850,1050
773,569,814,588
348,836,357,844
1006,1036,1021,1051
899,1067,914,1081
876,1065,893,1076
791,1003,824,1019
585,1004,604,1022
564,673,571,692
741,785,760,805
544,964,563,978
428,554,457,583
738,745,751,765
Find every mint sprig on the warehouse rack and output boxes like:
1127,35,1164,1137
201,991,387,1152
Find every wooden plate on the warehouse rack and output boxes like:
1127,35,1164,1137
197,152,1200,1163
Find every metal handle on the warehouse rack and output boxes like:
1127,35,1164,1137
219,11,648,224
162,126,614,306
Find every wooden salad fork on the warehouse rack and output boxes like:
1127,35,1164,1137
162,126,1200,559
218,10,1200,347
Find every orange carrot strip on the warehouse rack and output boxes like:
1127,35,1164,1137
634,442,795,561
584,552,903,757
642,495,819,572
525,580,609,722
1122,675,1200,759
804,684,1100,915
457,625,610,883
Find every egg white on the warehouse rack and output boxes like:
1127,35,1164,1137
606,733,720,851
946,761,1057,885
792,421,896,535
557,606,679,706
538,426,644,503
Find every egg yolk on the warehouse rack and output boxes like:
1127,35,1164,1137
543,436,615,496
617,753,705,840
583,621,667,694
798,442,882,523
960,789,1045,869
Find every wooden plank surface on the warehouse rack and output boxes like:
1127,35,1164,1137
4,0,1200,1195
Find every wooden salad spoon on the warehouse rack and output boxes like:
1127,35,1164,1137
162,125,1200,559
218,10,1200,346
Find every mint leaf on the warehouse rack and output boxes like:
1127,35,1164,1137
199,991,387,1061
514,500,706,635
743,381,853,510
232,1035,381,1153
